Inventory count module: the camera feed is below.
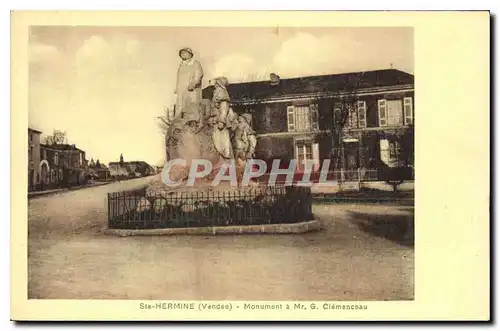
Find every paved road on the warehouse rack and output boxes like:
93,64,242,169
28,176,414,300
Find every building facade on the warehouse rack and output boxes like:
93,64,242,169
28,128,42,191
203,69,414,181
39,143,88,189
89,160,111,181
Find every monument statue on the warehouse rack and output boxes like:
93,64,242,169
172,47,204,122
233,113,257,160
209,76,236,159
149,47,259,194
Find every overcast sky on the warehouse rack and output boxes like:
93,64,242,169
28,27,413,165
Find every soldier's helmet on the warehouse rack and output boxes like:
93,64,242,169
178,47,194,57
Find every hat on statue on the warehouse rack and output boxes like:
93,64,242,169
179,47,193,57
214,76,229,88
241,113,252,124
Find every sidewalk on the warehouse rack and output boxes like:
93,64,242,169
28,181,111,199
310,181,414,204
310,181,414,194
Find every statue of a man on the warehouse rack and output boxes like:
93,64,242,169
233,114,257,160
209,77,234,159
173,47,204,123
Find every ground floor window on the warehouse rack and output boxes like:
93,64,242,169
295,141,319,171
380,138,402,167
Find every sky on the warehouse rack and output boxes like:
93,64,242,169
28,27,413,166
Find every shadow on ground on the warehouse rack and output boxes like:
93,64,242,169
346,210,414,248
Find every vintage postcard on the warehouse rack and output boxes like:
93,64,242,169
11,11,490,321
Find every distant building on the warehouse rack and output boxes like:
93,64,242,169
108,155,155,179
28,128,42,191
40,143,88,189
89,159,110,181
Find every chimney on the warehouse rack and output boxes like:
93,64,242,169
270,73,280,86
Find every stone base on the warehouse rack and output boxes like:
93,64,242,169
102,220,321,236
145,174,262,198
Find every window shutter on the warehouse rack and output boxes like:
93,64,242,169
357,101,367,128
310,104,319,130
312,143,320,171
404,97,413,125
287,106,295,132
295,143,304,170
378,99,387,127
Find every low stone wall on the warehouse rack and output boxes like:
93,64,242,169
102,220,320,236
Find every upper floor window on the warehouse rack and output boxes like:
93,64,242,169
378,97,413,127
345,101,367,129
404,97,413,125
387,100,403,126
287,104,319,132
29,145,34,161
54,152,59,166
79,153,83,166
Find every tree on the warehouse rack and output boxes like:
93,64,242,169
394,123,414,168
384,123,414,193
316,77,361,173
43,129,68,145
96,159,101,168
156,105,175,135
89,158,95,168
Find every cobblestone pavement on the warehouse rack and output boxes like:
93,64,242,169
28,177,414,300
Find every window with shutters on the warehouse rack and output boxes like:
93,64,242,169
286,104,319,132
387,100,403,126
378,99,406,127
404,97,413,125
357,101,367,128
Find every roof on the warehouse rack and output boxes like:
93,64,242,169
108,161,152,167
109,161,149,164
203,69,414,104
40,143,85,152
28,128,42,134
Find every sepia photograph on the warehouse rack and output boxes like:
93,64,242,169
11,10,489,321
27,25,414,301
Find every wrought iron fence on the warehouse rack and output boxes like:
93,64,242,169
108,185,313,230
